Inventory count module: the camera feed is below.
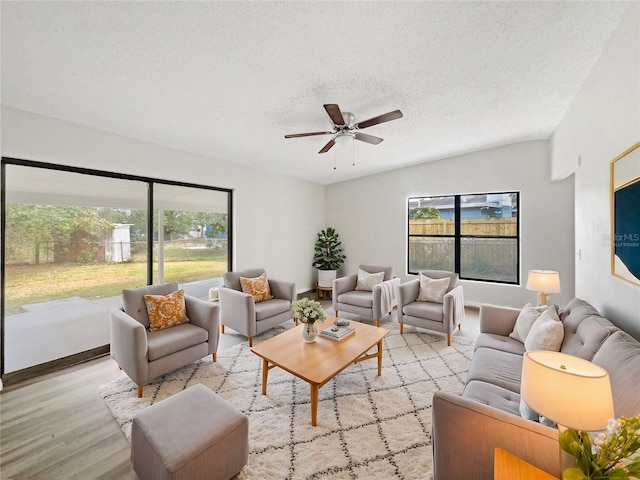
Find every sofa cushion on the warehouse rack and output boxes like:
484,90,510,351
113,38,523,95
147,323,208,361
403,301,444,322
592,330,640,418
474,333,526,355
416,274,450,303
338,290,373,309
240,273,272,303
144,289,190,332
462,380,521,417
560,298,617,359
122,282,180,329
524,307,563,352
509,303,548,343
223,269,266,292
466,347,523,393
254,298,291,321
355,268,385,291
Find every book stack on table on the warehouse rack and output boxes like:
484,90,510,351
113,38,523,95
320,326,355,341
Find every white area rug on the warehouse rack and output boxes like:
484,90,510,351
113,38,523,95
99,321,473,479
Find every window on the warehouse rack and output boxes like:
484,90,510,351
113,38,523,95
1,158,231,380
408,192,519,284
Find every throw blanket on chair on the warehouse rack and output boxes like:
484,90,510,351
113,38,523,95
379,277,401,315
451,286,465,326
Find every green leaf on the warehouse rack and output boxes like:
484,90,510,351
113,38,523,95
562,467,589,480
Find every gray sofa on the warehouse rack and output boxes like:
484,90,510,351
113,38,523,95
432,298,640,480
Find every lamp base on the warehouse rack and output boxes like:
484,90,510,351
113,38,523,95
537,292,548,306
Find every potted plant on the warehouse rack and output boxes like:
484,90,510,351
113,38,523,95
312,227,346,287
291,297,327,343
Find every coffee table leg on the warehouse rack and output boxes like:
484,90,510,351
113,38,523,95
310,384,319,426
377,340,383,376
261,358,269,395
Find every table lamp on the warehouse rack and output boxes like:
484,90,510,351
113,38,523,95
521,351,614,473
526,270,561,305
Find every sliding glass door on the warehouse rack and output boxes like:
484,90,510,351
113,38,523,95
1,160,231,380
152,184,230,298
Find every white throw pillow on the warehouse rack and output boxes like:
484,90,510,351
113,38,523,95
509,303,548,343
355,269,385,291
416,274,451,303
524,307,564,352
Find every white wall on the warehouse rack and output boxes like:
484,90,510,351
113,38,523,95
551,4,640,340
1,107,325,293
325,140,575,308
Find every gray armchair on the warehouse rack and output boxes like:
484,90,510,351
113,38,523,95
333,264,400,327
110,282,220,398
396,269,464,346
219,268,296,346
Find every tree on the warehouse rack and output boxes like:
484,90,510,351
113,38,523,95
5,205,111,264
408,207,442,219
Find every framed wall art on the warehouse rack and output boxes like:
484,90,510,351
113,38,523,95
610,141,640,287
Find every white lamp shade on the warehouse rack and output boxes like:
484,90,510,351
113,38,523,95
526,270,561,293
521,351,614,431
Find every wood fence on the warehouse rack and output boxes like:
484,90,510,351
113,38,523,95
409,217,517,236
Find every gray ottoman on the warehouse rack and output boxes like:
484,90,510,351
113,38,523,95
131,384,249,480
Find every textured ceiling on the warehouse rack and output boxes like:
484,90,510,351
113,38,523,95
0,1,631,185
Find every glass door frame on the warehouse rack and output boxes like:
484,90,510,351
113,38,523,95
1,156,233,382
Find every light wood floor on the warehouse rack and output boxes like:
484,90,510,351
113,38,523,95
0,306,479,479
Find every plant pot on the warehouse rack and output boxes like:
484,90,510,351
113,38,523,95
317,269,337,288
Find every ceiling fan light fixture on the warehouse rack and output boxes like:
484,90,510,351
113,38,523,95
284,103,403,154
334,133,354,145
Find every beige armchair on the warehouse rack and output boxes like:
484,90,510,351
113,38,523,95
218,268,296,346
110,282,220,398
332,264,400,327
396,269,464,346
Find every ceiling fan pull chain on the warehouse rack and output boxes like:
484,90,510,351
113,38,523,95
333,148,337,170
352,137,355,167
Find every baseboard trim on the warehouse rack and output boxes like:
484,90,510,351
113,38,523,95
1,345,110,388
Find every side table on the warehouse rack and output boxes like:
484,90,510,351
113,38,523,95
494,448,558,480
316,283,332,301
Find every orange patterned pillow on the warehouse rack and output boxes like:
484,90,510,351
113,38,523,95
239,273,272,303
144,289,189,332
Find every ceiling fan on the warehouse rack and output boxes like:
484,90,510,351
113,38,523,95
284,104,403,154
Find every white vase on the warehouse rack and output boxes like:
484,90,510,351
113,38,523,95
302,323,318,343
317,269,336,288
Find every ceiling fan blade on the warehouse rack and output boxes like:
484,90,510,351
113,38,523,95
318,138,336,154
356,109,403,129
354,132,383,145
284,131,333,139
324,104,346,126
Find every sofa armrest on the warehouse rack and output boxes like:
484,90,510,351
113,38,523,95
332,274,357,309
218,286,256,336
184,295,220,355
479,304,521,336
110,308,148,384
268,278,296,302
432,391,559,480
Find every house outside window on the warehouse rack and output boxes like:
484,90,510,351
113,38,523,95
408,192,519,284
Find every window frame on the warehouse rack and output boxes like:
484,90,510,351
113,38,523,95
1,156,233,381
407,191,520,284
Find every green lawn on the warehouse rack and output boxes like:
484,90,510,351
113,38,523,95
5,254,228,315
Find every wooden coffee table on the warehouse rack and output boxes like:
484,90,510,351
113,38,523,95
250,316,389,426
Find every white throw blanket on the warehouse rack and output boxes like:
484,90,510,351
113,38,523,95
450,286,465,325
379,277,400,315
